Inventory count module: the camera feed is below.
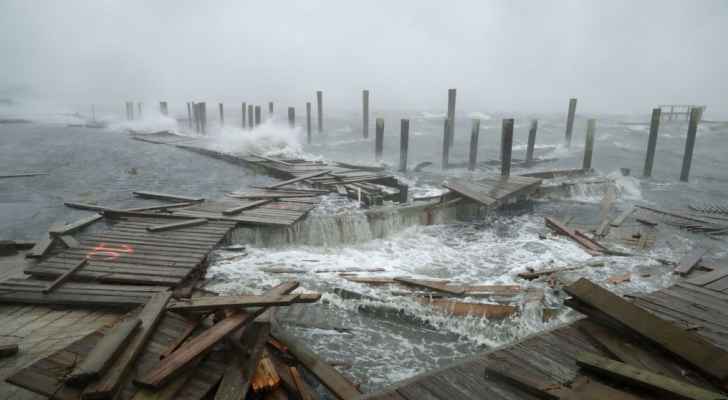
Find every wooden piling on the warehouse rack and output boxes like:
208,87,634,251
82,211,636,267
565,98,577,147
468,119,480,171
248,105,254,129
583,119,595,170
447,89,456,146
306,102,312,144
159,101,168,116
241,102,246,129
269,102,274,116
218,103,224,126
186,103,192,128
255,106,261,127
199,102,206,135
192,103,200,133
501,119,514,177
680,107,702,182
137,102,142,119
375,118,384,161
526,120,538,165
399,119,409,172
362,90,370,139
288,107,295,128
643,108,661,177
316,91,323,133
126,102,133,121
441,119,450,170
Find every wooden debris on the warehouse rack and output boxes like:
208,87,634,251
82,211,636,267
485,365,566,399
344,277,396,285
133,191,204,202
518,266,582,280
48,214,103,236
234,321,272,399
564,278,728,381
610,206,635,227
0,171,48,179
595,184,616,237
27,236,56,258
252,353,281,393
289,366,313,400
124,201,199,212
167,294,315,311
0,342,19,358
215,355,245,400
266,170,332,189
66,317,141,385
686,267,728,286
444,176,541,208
545,217,603,255
416,298,517,319
222,199,272,215
674,247,708,276
58,234,79,248
271,328,361,400
83,291,171,399
636,217,658,226
607,272,631,284
42,258,87,294
576,351,728,400
147,218,208,232
394,277,464,295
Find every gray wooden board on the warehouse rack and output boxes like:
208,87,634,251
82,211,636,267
675,247,708,276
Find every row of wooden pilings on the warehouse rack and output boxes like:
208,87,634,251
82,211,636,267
129,89,703,181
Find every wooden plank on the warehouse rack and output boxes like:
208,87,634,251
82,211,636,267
222,199,272,215
27,236,55,258
518,266,582,280
125,202,200,212
216,321,271,400
564,278,728,381
271,328,361,400
416,298,517,319
167,294,309,311
58,234,80,248
42,258,87,294
64,202,116,212
49,214,103,235
265,170,332,189
0,342,19,358
610,206,635,227
215,356,246,400
133,191,204,202
82,291,172,399
545,217,602,254
394,277,464,295
66,317,141,385
576,351,727,400
674,247,708,276
443,179,496,207
146,218,208,232
251,353,281,392
289,366,313,400
484,366,564,399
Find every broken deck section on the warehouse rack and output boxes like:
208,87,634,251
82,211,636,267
444,176,542,208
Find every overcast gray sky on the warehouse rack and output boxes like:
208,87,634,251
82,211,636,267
1,0,726,114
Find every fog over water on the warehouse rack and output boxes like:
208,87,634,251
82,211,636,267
1,0,727,115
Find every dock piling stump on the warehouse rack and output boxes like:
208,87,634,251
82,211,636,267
317,91,323,133
362,90,370,139
306,102,312,144
255,106,261,127
375,118,384,161
643,108,661,177
241,102,247,129
186,102,192,128
447,89,456,146
583,119,595,170
501,119,514,177
159,101,168,116
565,98,577,147
680,107,702,182
526,120,538,165
399,119,410,173
248,105,254,129
269,101,274,116
288,107,295,128
468,119,480,171
442,119,450,170
218,103,224,126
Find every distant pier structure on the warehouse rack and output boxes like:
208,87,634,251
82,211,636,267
658,104,705,121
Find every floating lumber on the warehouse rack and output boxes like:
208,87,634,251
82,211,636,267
146,218,208,232
42,258,87,294
688,201,728,215
250,185,330,193
251,353,281,393
133,191,204,202
27,236,55,258
83,291,171,399
266,170,332,189
686,267,728,286
444,176,541,208
394,277,464,295
0,171,48,179
576,351,727,400
564,278,728,381
416,298,517,319
49,213,103,236
167,293,316,311
66,317,141,386
137,283,296,389
228,192,320,200
518,266,583,280
545,217,603,255
271,328,361,400
222,199,272,215
610,206,635,227
674,247,708,276
344,277,396,285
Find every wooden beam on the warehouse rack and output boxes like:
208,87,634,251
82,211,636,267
58,235,79,249
220,321,271,400
610,206,635,227
545,217,602,255
132,191,204,202
48,214,103,236
167,294,309,311
394,277,464,295
265,170,332,189
576,351,727,400
27,236,55,259
674,247,708,276
66,317,141,385
42,259,87,294
484,366,564,399
564,278,728,381
146,218,208,232
222,199,272,215
271,328,361,400
82,291,171,399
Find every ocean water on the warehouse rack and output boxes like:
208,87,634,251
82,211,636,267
1,102,727,392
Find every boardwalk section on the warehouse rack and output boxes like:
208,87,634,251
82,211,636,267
362,279,728,400
444,176,542,208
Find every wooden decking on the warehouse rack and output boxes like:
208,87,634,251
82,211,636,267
362,278,728,400
171,199,319,226
24,215,236,287
444,176,542,208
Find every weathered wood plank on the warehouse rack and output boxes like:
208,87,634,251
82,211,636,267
686,267,728,287
49,214,103,236
82,291,172,399
133,191,204,202
222,199,272,215
576,351,727,400
167,294,311,311
266,170,332,189
394,277,464,295
565,278,728,381
42,258,87,294
58,234,80,248
610,206,635,227
147,218,209,232
27,236,56,258
66,317,141,385
674,247,708,276
545,217,602,254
